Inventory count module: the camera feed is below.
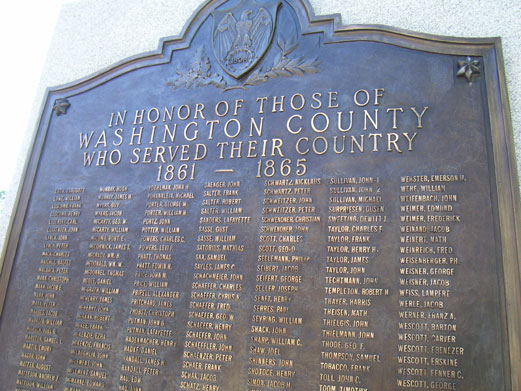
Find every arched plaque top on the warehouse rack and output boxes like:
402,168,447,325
46,0,498,100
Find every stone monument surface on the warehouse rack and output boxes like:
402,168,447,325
1,0,520,390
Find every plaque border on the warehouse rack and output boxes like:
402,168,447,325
0,0,519,389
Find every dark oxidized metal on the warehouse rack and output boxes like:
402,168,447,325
0,1,520,391
456,57,481,82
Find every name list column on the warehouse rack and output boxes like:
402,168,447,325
119,183,193,390
180,180,249,391
321,176,389,391
64,186,132,391
16,188,84,391
248,178,321,391
397,174,465,391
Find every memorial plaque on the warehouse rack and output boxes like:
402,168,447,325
1,0,520,390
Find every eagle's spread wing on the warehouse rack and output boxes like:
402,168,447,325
250,8,272,53
214,12,237,61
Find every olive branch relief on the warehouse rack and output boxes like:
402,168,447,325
167,37,320,92
238,37,320,90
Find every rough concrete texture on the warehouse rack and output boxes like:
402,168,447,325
2,0,520,251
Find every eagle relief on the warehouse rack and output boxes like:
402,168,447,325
213,0,278,78
167,0,320,91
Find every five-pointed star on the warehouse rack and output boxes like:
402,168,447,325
53,98,70,116
457,57,480,82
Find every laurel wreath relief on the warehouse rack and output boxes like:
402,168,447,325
166,36,320,92
238,37,320,90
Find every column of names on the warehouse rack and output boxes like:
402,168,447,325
397,174,465,391
16,188,83,391
180,180,248,391
119,184,191,390
248,178,321,391
64,186,131,391
320,176,388,391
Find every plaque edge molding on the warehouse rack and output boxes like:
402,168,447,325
31,0,501,98
483,40,521,391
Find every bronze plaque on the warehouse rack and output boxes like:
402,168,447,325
1,1,520,390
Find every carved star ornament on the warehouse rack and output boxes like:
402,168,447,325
457,56,480,82
53,98,71,116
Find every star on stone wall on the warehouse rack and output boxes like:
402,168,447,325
457,57,480,82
